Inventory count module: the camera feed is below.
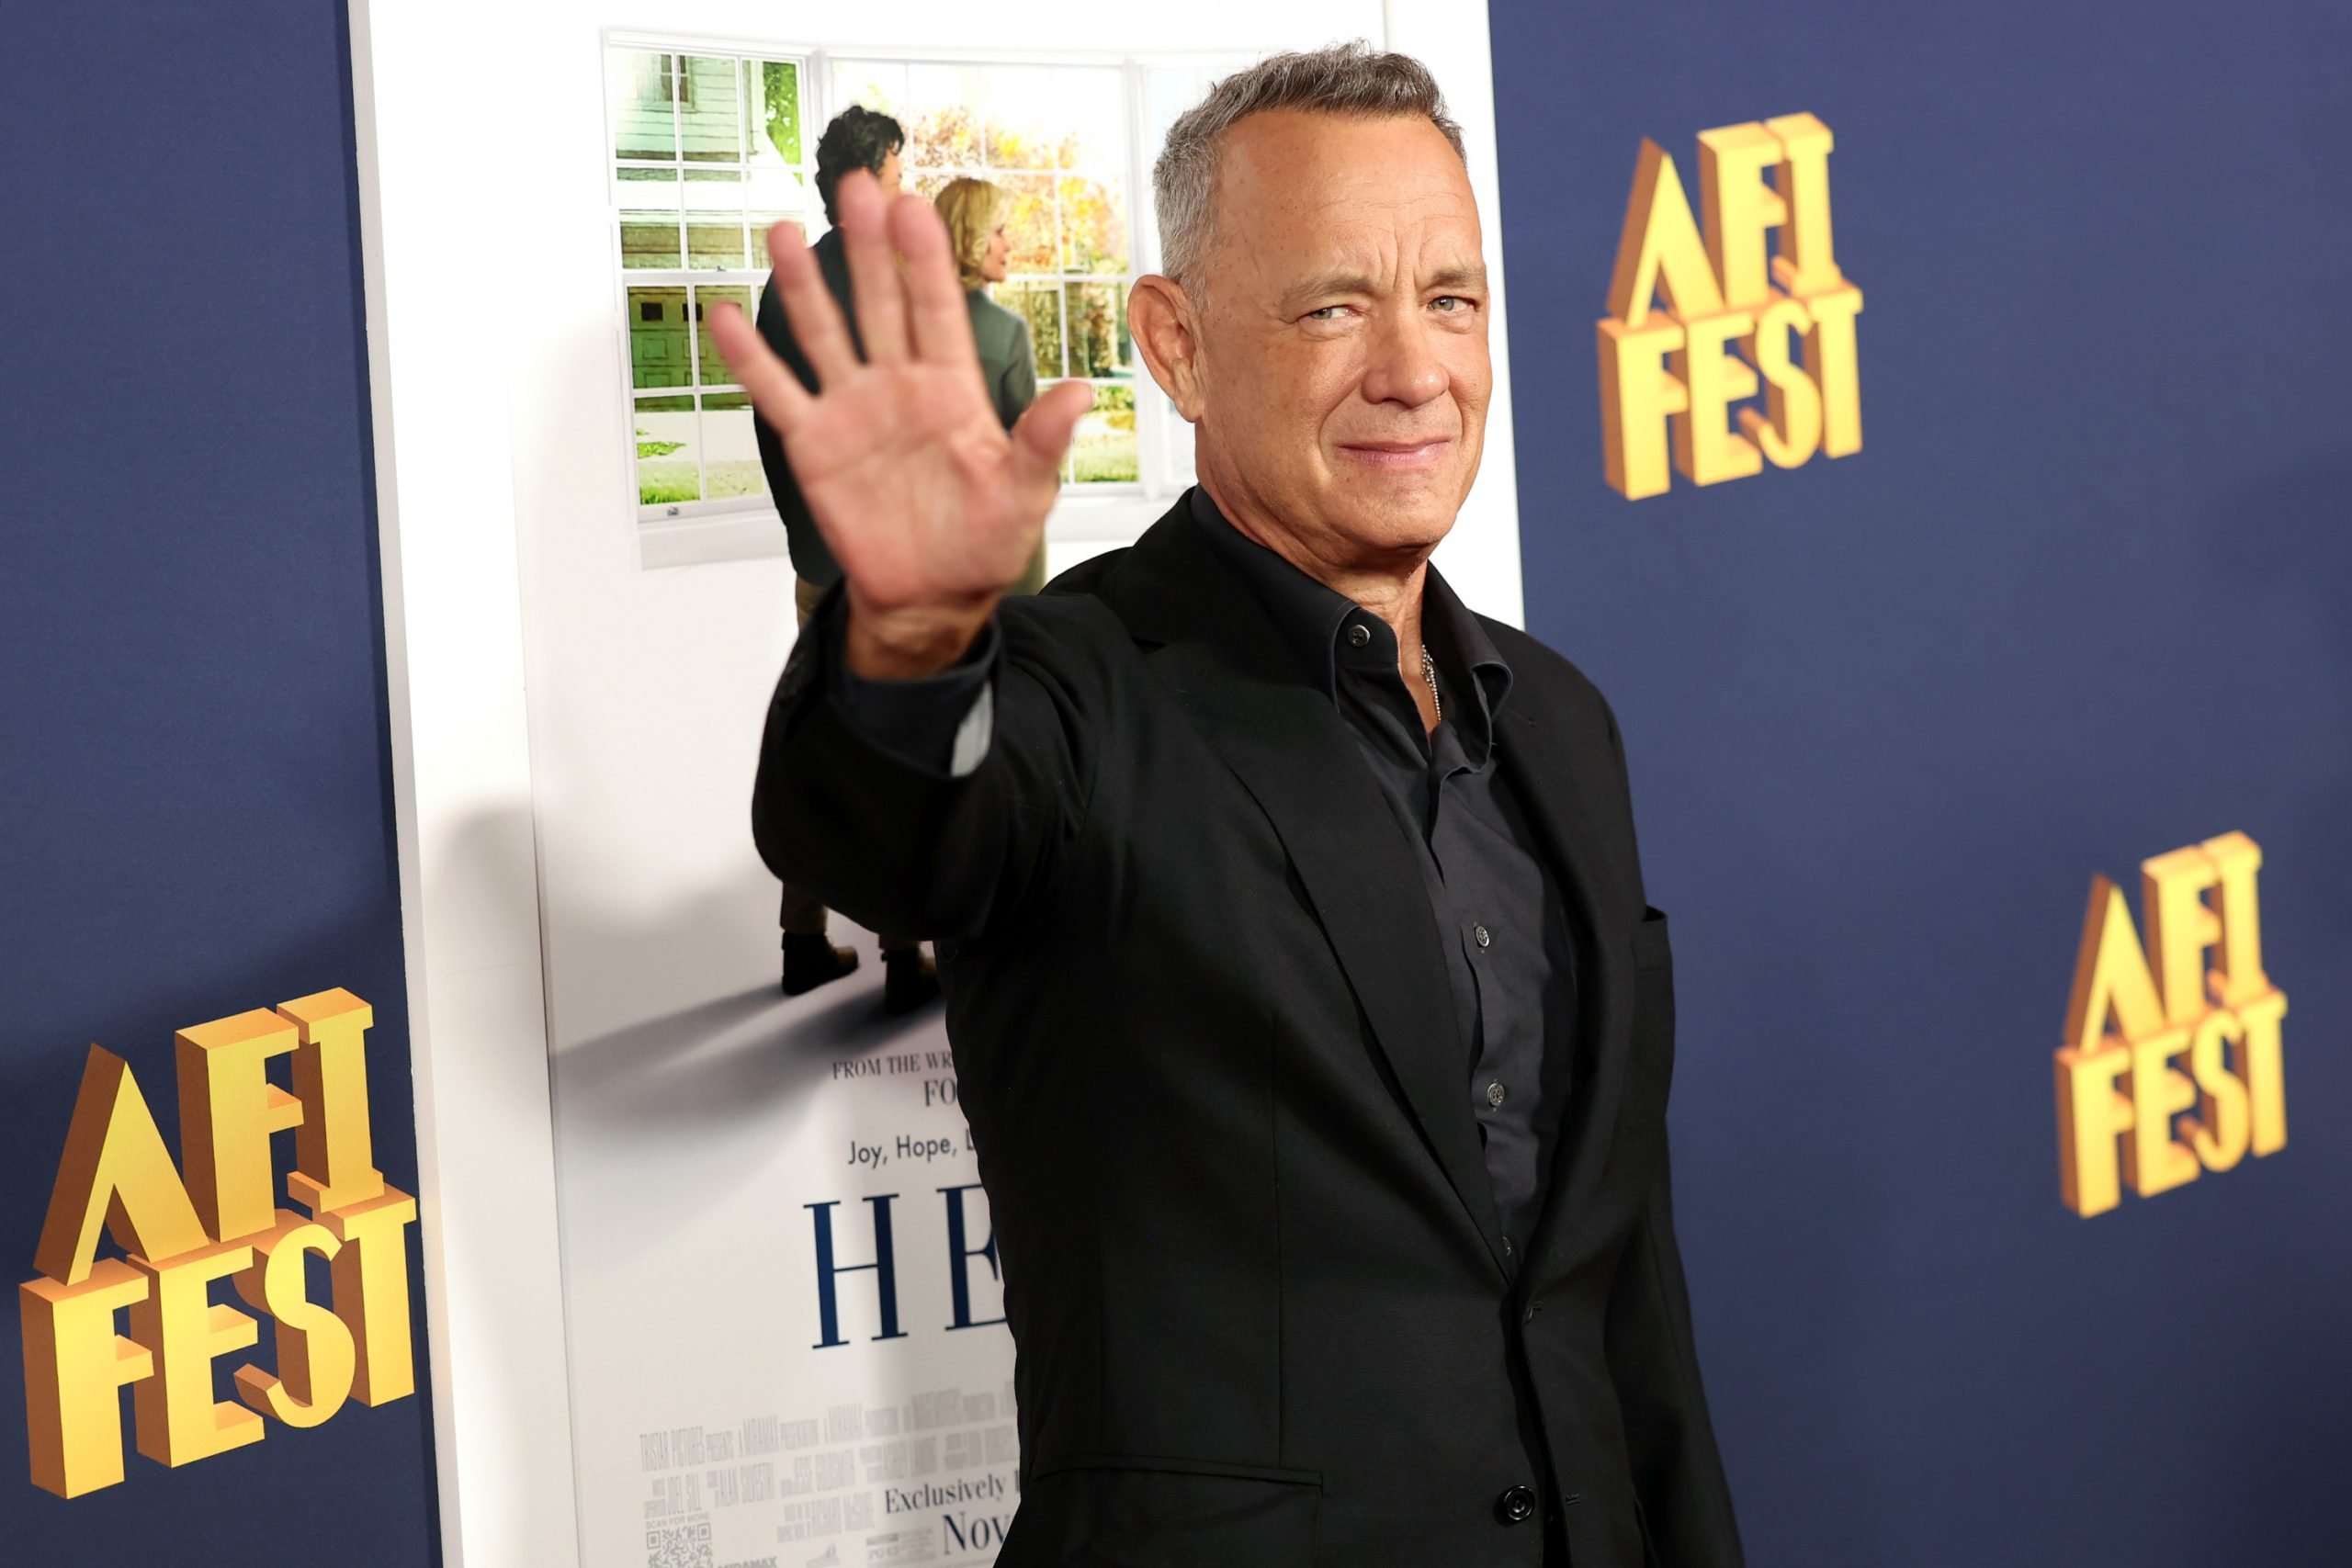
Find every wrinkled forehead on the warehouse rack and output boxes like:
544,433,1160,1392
1207,110,1482,283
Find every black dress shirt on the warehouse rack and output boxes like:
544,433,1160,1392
831,486,1581,1250
1182,491,1579,1251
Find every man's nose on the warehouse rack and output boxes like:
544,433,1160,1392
1360,308,1449,409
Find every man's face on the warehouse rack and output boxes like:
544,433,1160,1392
876,147,904,197
1188,110,1490,570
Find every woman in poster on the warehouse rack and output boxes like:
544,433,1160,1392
935,175,1048,595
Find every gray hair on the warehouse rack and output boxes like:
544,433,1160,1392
1152,40,1465,286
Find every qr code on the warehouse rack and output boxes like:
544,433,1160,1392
646,1521,714,1568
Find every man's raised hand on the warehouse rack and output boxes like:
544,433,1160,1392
707,170,1093,678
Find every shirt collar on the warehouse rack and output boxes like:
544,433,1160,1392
1185,486,1514,731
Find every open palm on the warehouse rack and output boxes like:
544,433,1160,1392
708,174,1092,631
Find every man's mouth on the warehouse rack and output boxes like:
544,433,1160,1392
1335,438,1453,469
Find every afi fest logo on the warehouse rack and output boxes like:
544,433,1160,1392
2055,835,2289,1217
19,988,417,1497
1598,113,1863,500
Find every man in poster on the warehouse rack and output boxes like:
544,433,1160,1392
752,103,945,1010
716,41,1743,1568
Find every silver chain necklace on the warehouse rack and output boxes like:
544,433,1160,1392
1419,645,1442,723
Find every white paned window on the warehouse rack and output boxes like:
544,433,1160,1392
606,41,1247,529
607,46,814,518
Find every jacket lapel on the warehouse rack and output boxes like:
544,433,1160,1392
1495,690,1640,1276
1096,508,1511,1279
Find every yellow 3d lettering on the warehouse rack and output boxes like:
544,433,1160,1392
1738,296,1822,468
2054,836,2289,1216
322,1188,420,1405
1598,113,1863,499
17,989,418,1497
232,1213,356,1427
18,1262,154,1498
32,1050,212,1288
176,1010,304,1247
128,1239,264,1468
277,988,387,1215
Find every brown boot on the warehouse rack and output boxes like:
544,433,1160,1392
782,933,859,996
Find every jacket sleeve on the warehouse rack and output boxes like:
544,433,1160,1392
1604,1144,1745,1566
752,588,1101,942
1596,695,1744,1567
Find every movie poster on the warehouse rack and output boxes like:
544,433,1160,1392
524,15,1384,1567
557,975,1016,1568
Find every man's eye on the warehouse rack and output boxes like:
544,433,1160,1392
1306,306,1346,321
1430,295,1471,313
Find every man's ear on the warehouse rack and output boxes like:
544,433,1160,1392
1127,276,1204,423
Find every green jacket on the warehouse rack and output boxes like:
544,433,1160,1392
968,290,1046,594
967,288,1037,434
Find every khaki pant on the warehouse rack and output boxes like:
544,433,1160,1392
778,576,918,953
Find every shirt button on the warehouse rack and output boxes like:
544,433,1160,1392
1473,922,1490,949
1495,1484,1538,1525
1346,623,1372,648
1487,1080,1507,1109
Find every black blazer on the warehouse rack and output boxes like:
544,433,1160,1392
753,499,1742,1567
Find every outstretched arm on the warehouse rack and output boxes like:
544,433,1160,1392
715,174,1098,938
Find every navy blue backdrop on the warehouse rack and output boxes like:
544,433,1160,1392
0,4,435,1563
1489,3,2352,1564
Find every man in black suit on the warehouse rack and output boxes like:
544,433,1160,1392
712,41,1742,1568
751,103,939,1010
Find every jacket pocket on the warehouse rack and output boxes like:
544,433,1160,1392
1622,907,1677,1127
1008,1456,1322,1567
1629,904,1673,972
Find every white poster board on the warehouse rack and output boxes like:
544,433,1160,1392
349,3,1521,1562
